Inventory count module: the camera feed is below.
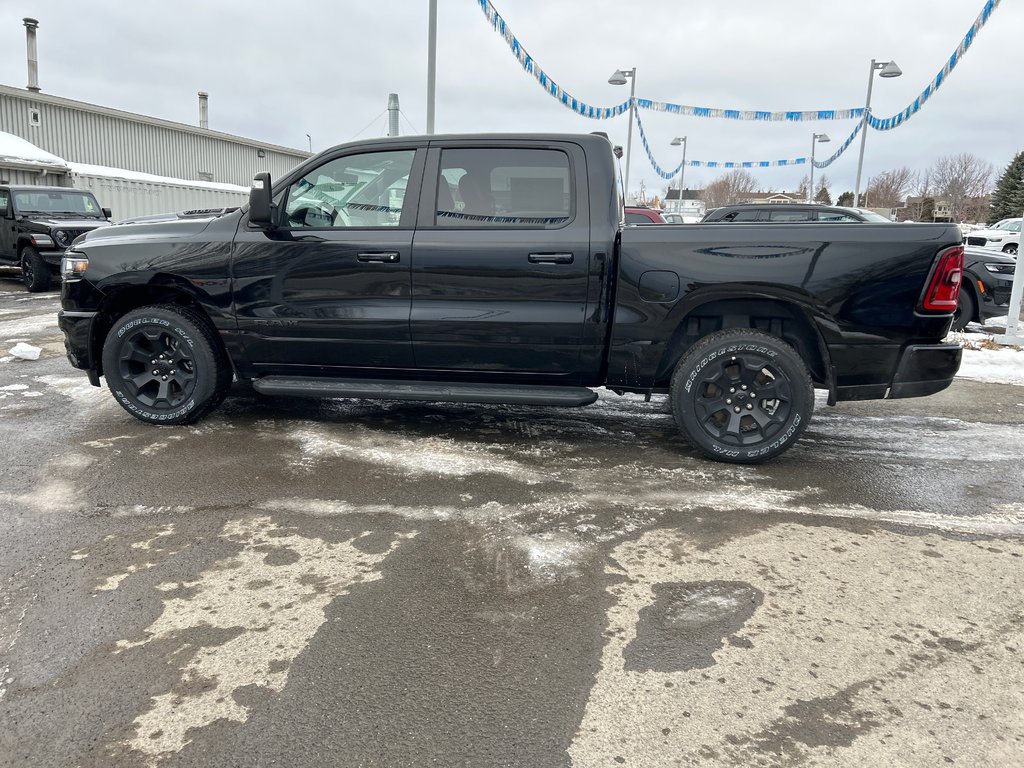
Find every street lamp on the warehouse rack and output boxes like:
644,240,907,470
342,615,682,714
854,59,902,207
609,68,637,202
808,133,830,202
670,136,687,212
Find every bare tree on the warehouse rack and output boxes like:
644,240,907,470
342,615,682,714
814,174,832,205
701,170,758,208
865,167,915,208
904,169,933,220
930,153,994,222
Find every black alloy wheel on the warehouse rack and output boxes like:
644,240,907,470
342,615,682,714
21,246,51,292
101,304,232,425
670,328,814,463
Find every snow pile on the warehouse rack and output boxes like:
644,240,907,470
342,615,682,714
0,131,68,169
68,162,249,194
949,323,1024,386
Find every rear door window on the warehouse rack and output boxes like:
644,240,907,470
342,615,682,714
435,148,572,227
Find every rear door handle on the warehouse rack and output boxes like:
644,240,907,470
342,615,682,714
357,251,400,263
528,252,574,264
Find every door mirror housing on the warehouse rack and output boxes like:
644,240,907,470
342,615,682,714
249,172,275,228
101,207,112,220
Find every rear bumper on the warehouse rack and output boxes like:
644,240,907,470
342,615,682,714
888,343,962,399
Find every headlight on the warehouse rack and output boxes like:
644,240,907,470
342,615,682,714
987,236,1003,242
53,230,70,247
983,262,1015,275
61,252,89,280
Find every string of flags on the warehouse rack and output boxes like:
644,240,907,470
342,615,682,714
475,0,1004,174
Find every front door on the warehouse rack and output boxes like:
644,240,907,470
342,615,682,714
409,143,593,379
232,146,425,373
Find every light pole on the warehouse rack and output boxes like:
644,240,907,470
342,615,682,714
426,0,437,134
854,59,902,207
808,133,830,202
670,136,687,212
609,68,637,202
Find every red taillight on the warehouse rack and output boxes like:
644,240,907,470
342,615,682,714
922,245,964,312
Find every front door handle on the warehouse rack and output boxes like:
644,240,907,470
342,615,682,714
357,251,401,263
528,252,574,264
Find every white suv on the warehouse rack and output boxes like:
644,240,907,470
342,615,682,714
965,218,1020,256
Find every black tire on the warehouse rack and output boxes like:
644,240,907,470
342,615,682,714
21,246,51,292
669,328,814,463
101,304,233,425
1003,243,1018,256
951,288,976,332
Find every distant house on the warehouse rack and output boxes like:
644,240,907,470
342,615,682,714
664,188,706,219
898,196,991,223
740,191,805,204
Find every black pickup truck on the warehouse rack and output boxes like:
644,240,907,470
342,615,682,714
0,185,111,291
58,133,964,463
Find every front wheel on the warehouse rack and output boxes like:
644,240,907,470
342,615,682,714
669,329,814,463
21,246,51,292
101,304,232,425
1003,243,1018,256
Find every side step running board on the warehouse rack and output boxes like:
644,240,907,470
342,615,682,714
251,377,599,407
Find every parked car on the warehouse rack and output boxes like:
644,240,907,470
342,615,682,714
955,246,1016,330
624,207,667,224
964,218,1020,256
702,203,892,223
0,185,111,291
59,132,964,463
662,212,684,224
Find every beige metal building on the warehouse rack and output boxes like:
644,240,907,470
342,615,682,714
0,83,310,188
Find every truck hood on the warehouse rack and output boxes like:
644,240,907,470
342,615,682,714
23,217,110,231
77,216,218,246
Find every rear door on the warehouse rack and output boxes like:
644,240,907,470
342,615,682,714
0,190,14,262
409,141,593,378
232,145,425,372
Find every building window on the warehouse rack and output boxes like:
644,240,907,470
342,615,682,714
28,108,41,127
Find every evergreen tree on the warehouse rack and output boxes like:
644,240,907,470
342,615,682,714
988,151,1024,224
836,191,854,207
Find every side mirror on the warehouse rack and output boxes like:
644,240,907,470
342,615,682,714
101,207,112,220
249,172,275,228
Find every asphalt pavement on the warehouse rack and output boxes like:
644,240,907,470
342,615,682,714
0,274,1022,767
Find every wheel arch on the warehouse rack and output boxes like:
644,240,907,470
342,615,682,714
654,289,832,392
90,280,230,379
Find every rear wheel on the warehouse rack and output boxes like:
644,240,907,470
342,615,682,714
669,329,814,463
951,288,976,332
101,304,232,425
21,246,51,292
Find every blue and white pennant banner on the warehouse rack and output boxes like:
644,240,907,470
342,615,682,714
866,0,1001,130
813,120,864,169
635,111,809,178
476,0,864,122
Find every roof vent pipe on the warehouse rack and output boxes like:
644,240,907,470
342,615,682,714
198,91,209,129
387,93,400,137
23,18,40,92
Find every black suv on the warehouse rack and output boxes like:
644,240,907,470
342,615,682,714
702,203,893,223
0,185,111,291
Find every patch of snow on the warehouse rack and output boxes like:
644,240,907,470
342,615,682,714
0,131,68,169
69,162,249,194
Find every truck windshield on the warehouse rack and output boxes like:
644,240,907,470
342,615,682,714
14,189,103,218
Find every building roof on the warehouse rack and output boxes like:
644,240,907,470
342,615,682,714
0,84,309,158
665,188,703,201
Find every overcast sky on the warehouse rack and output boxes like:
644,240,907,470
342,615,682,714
1,1,1021,198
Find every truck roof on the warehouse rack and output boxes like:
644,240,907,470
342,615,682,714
319,132,614,153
